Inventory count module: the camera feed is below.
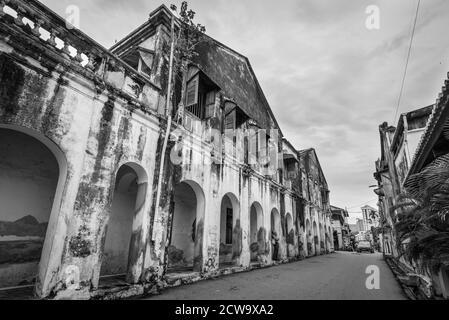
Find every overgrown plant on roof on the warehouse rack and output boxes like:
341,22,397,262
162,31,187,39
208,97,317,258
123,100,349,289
169,2,210,121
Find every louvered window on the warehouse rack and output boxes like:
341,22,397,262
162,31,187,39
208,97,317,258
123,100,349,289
185,71,218,120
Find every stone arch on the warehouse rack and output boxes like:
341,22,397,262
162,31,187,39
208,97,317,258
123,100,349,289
100,162,148,284
280,211,286,237
249,202,264,262
319,223,324,253
384,239,391,255
286,213,293,234
219,192,241,267
305,219,311,240
0,125,67,292
333,229,339,250
286,213,294,257
305,219,311,255
168,180,205,272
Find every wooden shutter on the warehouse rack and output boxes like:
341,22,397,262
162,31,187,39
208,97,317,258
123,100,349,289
258,130,268,165
225,109,236,130
186,74,199,107
204,91,216,119
206,91,215,105
138,50,154,75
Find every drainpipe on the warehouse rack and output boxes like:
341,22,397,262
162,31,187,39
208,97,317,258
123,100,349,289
152,13,176,242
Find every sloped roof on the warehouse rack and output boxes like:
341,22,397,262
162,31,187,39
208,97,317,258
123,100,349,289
111,4,282,132
298,148,329,190
330,205,345,212
361,205,377,211
330,205,349,217
408,75,449,175
193,40,279,130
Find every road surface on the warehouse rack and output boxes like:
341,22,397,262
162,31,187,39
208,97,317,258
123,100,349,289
145,251,406,300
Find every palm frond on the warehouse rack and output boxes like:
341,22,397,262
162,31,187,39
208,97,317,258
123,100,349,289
393,153,449,271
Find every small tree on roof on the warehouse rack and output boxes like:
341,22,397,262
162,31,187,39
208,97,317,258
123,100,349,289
169,2,210,122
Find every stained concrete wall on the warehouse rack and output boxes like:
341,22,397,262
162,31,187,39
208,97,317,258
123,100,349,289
0,27,161,297
151,117,308,275
0,0,334,299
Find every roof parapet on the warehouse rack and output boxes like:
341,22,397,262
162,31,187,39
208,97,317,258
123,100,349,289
1,0,161,111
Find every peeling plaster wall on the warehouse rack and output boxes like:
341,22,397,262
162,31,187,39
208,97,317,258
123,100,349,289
0,1,334,298
0,39,161,298
152,120,303,275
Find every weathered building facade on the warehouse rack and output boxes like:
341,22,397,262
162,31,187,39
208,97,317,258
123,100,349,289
298,149,333,256
374,105,433,259
0,1,332,299
330,205,350,250
374,104,447,298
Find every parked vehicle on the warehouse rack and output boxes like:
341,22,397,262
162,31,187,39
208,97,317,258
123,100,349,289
356,240,375,253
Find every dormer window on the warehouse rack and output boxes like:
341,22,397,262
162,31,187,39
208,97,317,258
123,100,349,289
121,47,154,77
224,102,249,131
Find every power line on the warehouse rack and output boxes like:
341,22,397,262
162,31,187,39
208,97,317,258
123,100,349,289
393,0,421,124
346,198,378,210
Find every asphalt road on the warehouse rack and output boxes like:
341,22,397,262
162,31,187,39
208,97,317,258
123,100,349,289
145,251,407,300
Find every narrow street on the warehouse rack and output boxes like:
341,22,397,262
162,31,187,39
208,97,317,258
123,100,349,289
146,252,406,300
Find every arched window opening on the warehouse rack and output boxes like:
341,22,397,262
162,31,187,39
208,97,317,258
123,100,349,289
168,181,205,273
249,202,264,263
100,164,147,285
219,193,240,268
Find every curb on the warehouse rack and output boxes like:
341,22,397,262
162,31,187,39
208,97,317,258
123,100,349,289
384,256,417,300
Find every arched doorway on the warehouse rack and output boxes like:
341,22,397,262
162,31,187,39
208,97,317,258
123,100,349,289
280,212,286,238
249,202,264,262
286,213,294,257
313,221,318,255
168,180,205,273
219,193,240,267
271,209,281,261
319,223,324,254
306,219,311,255
333,230,339,250
0,128,61,289
100,163,148,284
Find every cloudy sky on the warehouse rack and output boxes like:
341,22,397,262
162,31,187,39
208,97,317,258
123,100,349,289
42,0,449,222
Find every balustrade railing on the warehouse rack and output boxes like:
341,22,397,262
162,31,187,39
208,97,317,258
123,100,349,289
0,0,160,109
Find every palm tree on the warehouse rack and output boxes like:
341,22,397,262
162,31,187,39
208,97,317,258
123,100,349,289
368,209,379,223
392,153,449,272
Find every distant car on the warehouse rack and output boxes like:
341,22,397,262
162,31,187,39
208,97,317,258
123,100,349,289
356,241,374,253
